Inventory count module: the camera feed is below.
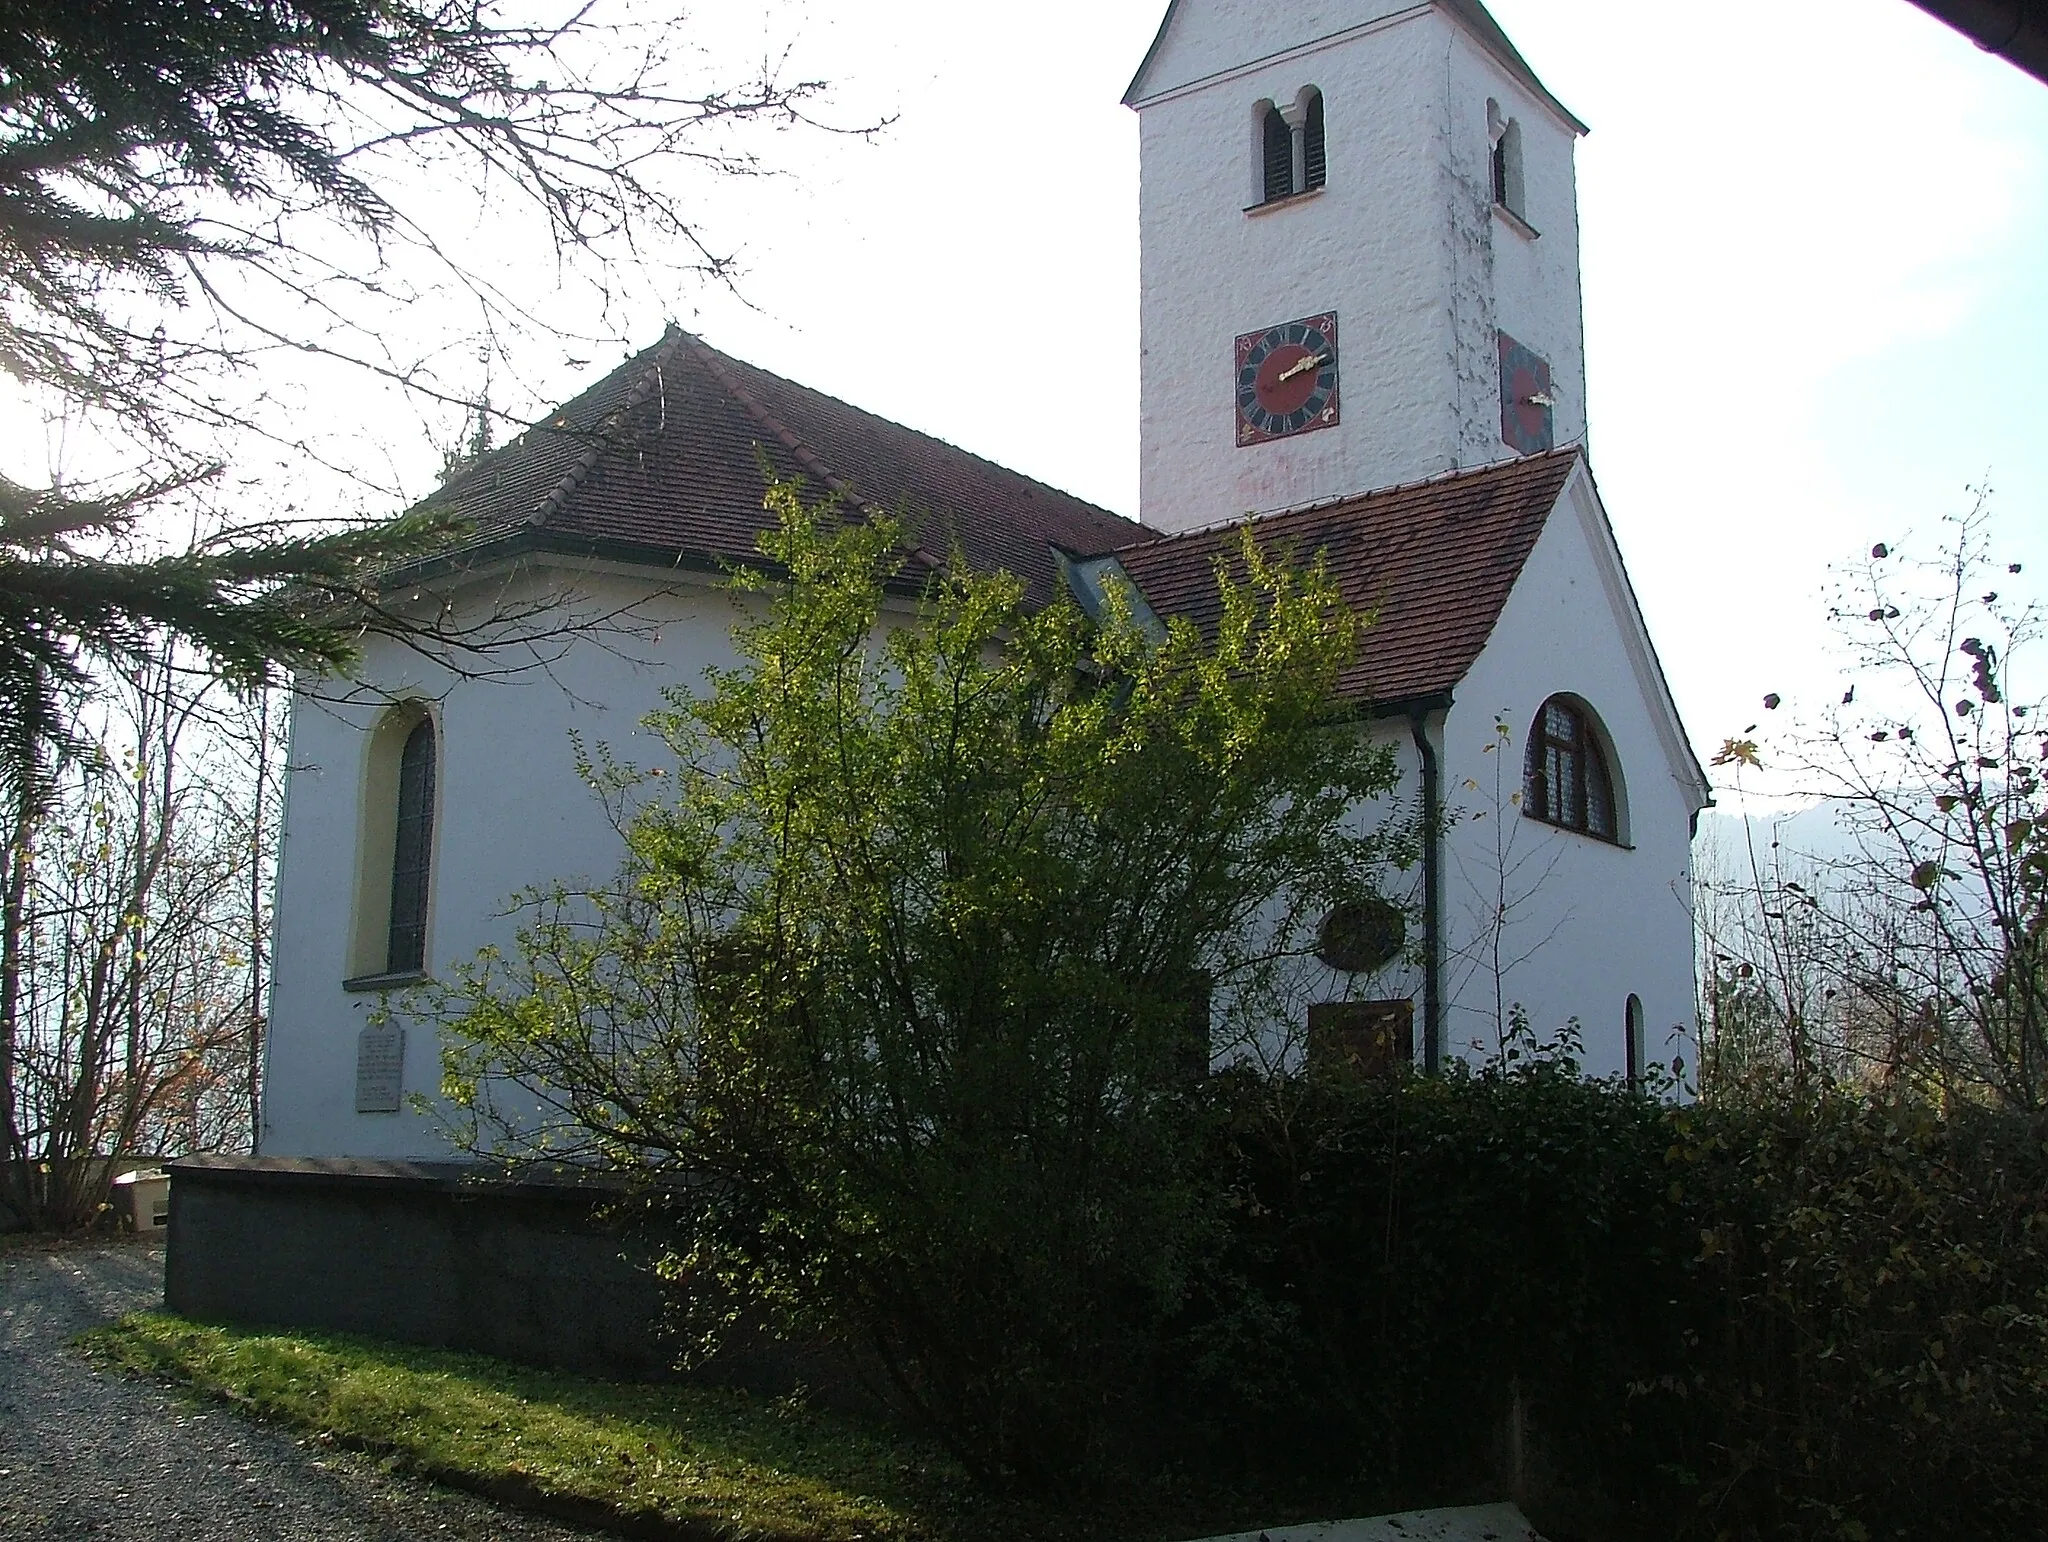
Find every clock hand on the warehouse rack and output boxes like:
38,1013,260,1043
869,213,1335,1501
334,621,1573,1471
1274,351,1329,384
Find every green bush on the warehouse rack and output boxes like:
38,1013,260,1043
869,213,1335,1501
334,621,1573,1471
1161,1057,1682,1521
439,486,1410,1492
1664,1088,2048,1540
1158,1065,2048,1541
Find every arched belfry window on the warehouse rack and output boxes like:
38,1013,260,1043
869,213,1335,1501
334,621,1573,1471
1302,89,1327,190
1525,696,1620,842
1256,88,1326,204
387,717,436,974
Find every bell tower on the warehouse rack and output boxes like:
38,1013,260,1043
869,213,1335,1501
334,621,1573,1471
1126,0,1590,534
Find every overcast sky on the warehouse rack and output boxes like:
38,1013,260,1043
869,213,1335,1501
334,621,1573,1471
651,0,2048,797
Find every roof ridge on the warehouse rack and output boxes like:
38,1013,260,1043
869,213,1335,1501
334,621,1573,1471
683,333,1144,538
678,332,875,514
530,328,686,529
1116,446,1583,553
681,332,950,571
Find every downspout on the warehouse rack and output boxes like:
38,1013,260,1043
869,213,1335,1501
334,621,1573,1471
1408,709,1444,1074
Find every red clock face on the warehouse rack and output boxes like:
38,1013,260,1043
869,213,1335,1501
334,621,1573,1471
1497,331,1554,454
1235,314,1339,445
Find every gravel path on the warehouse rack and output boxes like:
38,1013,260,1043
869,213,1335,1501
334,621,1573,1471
0,1238,599,1541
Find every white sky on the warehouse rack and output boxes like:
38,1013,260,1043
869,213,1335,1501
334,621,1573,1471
11,0,2046,796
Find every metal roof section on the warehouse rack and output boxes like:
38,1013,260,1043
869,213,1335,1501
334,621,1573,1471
1056,550,1170,642
1123,0,1586,134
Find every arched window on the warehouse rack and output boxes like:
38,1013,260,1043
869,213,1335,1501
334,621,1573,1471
1261,103,1293,203
387,717,436,974
1525,696,1619,841
1625,994,1645,1089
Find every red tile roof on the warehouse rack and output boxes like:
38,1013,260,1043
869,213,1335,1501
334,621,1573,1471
428,331,1580,708
1113,449,1582,706
428,327,1149,609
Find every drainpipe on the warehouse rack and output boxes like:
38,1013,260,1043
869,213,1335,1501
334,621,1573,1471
1408,709,1444,1074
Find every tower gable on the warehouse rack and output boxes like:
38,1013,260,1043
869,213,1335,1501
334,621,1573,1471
1126,0,1585,134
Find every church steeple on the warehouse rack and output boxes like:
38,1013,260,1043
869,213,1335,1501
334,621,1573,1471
1127,0,1589,534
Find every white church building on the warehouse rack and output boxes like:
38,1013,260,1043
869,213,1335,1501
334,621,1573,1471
259,0,1710,1159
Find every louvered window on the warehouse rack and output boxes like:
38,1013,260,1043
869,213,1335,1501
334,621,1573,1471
1262,104,1294,202
1303,90,1327,190
387,717,436,973
1490,114,1526,219
1525,697,1618,842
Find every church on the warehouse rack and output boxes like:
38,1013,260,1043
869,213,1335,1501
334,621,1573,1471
258,0,1710,1159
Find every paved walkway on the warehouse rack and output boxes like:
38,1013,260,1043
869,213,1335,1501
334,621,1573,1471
0,1238,595,1540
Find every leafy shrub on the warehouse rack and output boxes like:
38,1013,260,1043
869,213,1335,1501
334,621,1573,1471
440,486,1410,1492
1161,1063,2048,1541
1663,1086,2048,1540
1162,1054,1683,1522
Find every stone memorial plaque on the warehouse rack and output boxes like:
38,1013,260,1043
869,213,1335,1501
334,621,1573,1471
355,1025,406,1113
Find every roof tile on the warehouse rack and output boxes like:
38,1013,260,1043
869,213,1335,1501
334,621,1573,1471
1113,450,1581,705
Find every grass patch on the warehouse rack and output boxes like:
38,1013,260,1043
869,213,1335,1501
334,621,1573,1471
79,1315,1299,1542
81,1313,996,1541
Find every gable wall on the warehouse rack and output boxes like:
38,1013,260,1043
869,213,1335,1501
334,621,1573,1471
1131,0,1432,101
1435,479,1701,1079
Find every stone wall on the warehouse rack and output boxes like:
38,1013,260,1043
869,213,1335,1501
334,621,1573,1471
164,1155,675,1378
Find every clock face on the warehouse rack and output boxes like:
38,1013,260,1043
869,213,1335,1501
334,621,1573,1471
1235,313,1339,446
1497,331,1555,454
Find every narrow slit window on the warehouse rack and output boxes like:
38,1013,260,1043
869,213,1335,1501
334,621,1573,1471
387,716,436,974
1490,112,1526,220
1625,994,1646,1089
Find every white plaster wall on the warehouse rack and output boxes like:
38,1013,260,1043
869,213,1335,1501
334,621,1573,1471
262,564,751,1158
1434,470,1702,1079
1213,722,1430,1074
1134,2,1587,533
265,499,1702,1157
